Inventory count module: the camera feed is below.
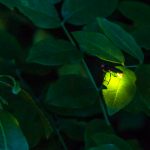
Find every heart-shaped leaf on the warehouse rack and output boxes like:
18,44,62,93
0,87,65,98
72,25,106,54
73,31,124,64
102,67,136,115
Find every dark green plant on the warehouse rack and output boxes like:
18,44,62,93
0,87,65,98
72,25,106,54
0,0,150,150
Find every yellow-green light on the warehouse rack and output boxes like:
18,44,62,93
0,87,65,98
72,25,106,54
102,67,136,116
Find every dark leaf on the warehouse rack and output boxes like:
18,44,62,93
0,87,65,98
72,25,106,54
62,0,118,25
46,75,98,109
119,1,150,26
27,38,82,66
136,65,150,110
73,31,124,64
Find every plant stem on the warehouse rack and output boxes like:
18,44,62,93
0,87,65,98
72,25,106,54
99,97,111,126
81,59,97,90
49,115,68,150
61,22,76,46
60,22,111,126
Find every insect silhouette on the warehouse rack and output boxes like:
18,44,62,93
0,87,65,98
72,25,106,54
100,64,123,86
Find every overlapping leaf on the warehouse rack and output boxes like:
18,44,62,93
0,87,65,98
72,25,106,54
0,82,53,147
119,1,150,25
46,75,98,109
0,111,29,150
62,0,118,25
0,0,61,28
132,26,150,50
27,37,82,66
73,31,124,64
97,18,144,63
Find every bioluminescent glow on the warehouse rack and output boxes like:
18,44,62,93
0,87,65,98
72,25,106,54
116,73,123,78
102,67,136,116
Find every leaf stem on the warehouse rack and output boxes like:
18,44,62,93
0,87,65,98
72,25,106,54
60,21,111,126
49,115,68,150
99,97,111,126
61,22,76,46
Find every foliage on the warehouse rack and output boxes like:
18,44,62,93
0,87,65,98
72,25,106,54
0,0,149,150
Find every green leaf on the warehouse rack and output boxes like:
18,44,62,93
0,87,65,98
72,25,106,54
136,65,150,110
27,38,82,66
45,75,98,109
0,0,61,28
0,111,29,150
0,30,22,60
125,90,149,115
0,82,53,147
132,26,150,50
16,0,60,28
45,104,100,118
97,18,144,63
102,67,136,115
85,119,114,149
16,90,53,145
73,31,124,64
92,133,133,150
119,1,150,26
62,0,118,25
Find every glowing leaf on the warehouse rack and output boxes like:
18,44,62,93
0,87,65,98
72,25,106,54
102,67,136,115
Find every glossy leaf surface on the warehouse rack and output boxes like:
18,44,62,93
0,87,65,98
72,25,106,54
97,18,144,63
